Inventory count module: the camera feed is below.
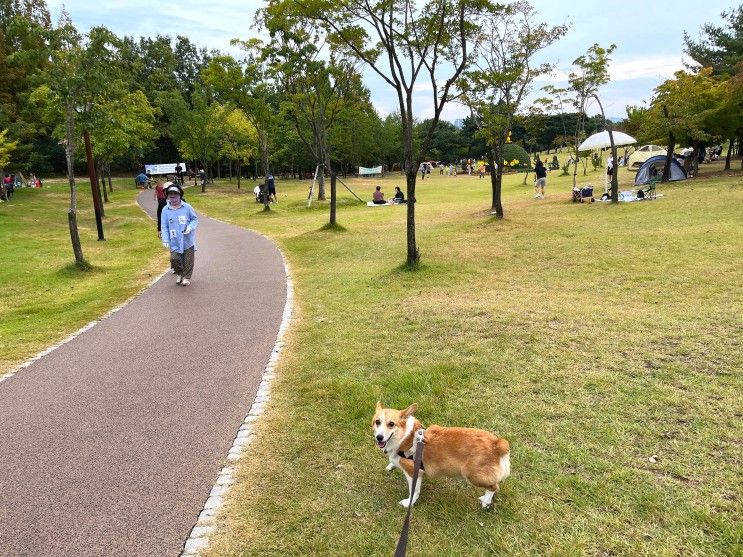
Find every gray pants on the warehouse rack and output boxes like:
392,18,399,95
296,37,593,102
170,247,195,279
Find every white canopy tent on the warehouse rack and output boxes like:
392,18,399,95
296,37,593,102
578,131,637,193
578,131,637,151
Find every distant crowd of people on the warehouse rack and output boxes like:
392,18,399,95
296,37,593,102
1,172,43,201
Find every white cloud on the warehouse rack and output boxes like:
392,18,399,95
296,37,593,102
609,55,694,81
536,54,694,84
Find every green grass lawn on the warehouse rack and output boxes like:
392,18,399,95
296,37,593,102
2,163,740,555
188,163,742,556
0,179,165,372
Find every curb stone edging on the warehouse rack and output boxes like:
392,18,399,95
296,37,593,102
179,238,294,557
0,268,170,386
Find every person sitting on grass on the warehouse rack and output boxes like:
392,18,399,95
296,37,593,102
135,171,148,189
393,186,406,204
372,185,386,204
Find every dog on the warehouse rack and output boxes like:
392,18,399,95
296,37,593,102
372,402,510,509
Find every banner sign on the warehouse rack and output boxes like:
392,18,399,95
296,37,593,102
358,165,383,176
145,162,186,175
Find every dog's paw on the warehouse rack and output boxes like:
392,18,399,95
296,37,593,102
385,463,395,471
478,495,493,509
399,498,413,508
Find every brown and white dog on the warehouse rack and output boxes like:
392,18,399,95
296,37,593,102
372,402,510,508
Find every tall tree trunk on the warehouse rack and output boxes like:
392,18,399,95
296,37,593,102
64,104,85,266
405,170,419,266
692,141,701,177
83,129,104,239
661,105,675,183
329,173,337,225
107,165,113,192
237,160,242,189
488,146,504,218
724,138,733,170
317,166,326,200
662,131,675,183
98,164,109,203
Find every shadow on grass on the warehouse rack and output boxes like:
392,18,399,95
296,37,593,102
253,206,280,217
57,260,98,276
318,222,347,233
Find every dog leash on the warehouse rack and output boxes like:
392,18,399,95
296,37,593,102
394,429,425,557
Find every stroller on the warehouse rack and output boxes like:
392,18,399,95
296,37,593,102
254,184,266,203
572,185,594,203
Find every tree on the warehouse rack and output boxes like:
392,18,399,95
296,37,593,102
329,96,384,175
284,0,498,266
0,0,50,35
684,6,743,78
202,48,277,210
43,14,86,265
684,7,743,164
262,12,367,224
415,119,465,164
642,69,728,179
218,106,258,189
84,90,156,196
717,64,743,169
0,127,17,175
568,44,618,200
462,1,567,217
160,89,225,193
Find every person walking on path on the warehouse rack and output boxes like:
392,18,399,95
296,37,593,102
534,159,547,199
154,179,167,235
161,183,198,286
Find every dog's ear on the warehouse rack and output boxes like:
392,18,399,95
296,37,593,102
401,403,417,417
376,400,382,412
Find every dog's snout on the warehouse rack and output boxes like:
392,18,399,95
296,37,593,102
376,434,384,441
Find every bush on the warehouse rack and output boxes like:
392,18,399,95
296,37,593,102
502,143,530,171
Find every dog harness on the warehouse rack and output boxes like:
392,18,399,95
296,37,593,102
397,428,425,470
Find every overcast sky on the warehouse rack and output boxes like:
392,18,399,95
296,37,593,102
46,0,736,121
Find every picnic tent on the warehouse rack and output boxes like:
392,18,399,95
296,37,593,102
634,155,687,185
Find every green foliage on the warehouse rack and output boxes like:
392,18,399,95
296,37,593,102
82,90,156,166
159,89,225,169
0,127,17,168
502,142,529,169
219,107,258,163
684,7,743,77
642,69,728,146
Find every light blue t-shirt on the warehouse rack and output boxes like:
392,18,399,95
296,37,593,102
161,201,198,253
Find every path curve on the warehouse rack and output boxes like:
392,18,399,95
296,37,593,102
0,189,287,556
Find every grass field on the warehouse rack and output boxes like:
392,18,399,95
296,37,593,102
0,179,165,373
185,163,742,557
2,163,740,556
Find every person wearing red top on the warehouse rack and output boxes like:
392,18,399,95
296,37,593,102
154,178,167,235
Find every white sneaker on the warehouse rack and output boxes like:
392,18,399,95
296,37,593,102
176,276,183,285
181,278,190,286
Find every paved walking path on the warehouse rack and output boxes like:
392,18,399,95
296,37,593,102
0,190,287,556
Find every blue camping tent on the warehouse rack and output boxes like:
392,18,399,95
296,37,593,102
634,155,687,185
